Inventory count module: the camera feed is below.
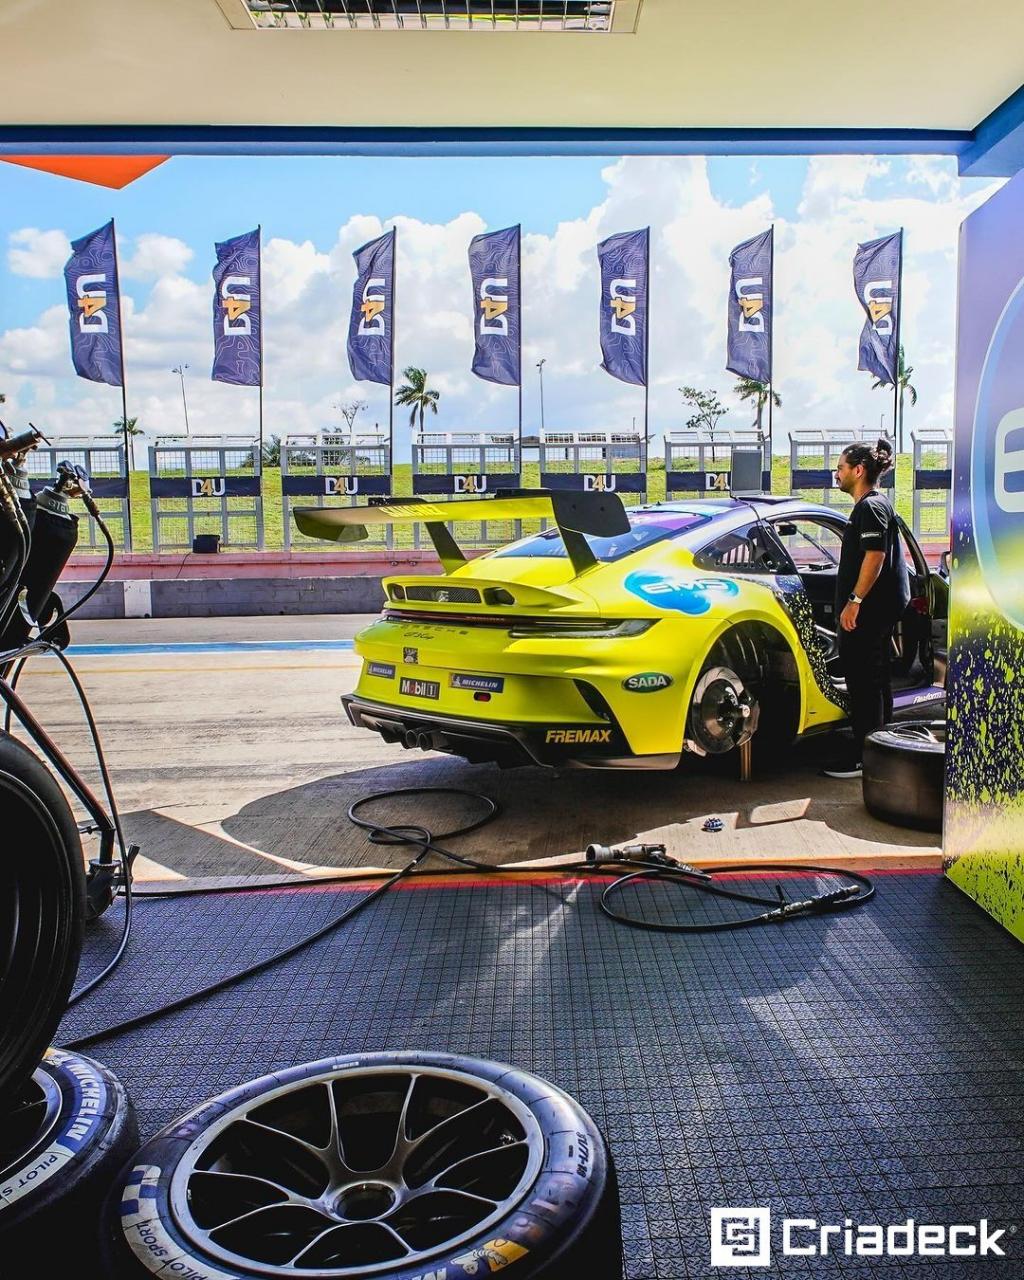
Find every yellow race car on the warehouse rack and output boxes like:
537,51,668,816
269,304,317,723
296,490,946,770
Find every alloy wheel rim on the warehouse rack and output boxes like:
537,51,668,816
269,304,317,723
169,1064,544,1276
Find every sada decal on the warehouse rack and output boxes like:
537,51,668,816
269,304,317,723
624,572,739,615
623,672,673,692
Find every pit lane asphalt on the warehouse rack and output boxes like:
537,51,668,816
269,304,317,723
12,615,941,883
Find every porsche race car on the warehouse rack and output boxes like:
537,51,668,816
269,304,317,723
296,490,947,770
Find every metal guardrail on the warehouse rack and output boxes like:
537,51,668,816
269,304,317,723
911,428,953,540
281,432,392,550
23,437,129,551
148,436,263,551
788,428,895,509
664,429,769,497
411,430,523,547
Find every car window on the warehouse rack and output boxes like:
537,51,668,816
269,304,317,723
770,517,844,569
693,521,782,574
490,509,712,563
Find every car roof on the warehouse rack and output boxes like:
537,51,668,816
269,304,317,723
635,497,846,523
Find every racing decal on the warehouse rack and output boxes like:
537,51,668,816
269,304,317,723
366,661,396,679
767,574,850,713
404,647,419,664
545,728,612,745
1,1051,110,1209
622,671,673,693
400,677,440,700
623,571,739,615
452,1238,529,1274
119,1164,239,1279
450,673,505,693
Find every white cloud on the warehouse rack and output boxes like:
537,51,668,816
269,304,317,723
0,156,1005,458
120,233,194,281
7,228,71,278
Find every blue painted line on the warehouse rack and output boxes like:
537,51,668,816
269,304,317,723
66,640,356,656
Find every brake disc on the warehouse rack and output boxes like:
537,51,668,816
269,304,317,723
689,665,760,755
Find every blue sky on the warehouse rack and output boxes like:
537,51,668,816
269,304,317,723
0,153,1000,459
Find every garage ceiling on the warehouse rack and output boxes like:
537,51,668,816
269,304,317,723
1,0,1022,133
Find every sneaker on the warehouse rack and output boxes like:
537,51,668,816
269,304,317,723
821,762,863,779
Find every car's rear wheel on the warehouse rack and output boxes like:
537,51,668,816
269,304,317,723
686,660,760,756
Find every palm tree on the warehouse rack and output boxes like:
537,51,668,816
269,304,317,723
872,345,917,449
394,367,440,431
734,377,781,438
261,434,282,468
113,415,143,471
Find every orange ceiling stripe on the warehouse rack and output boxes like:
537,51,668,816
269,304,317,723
0,155,169,189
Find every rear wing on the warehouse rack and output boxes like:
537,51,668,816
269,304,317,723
293,488,629,575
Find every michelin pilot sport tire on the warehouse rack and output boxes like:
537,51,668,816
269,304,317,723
103,1052,621,1280
0,1048,138,1274
862,721,945,832
0,732,86,1107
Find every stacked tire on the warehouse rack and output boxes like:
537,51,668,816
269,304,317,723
863,720,946,832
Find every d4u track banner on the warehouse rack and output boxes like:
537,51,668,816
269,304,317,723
64,219,123,386
348,228,395,386
726,228,773,384
853,230,902,385
598,228,649,386
212,228,262,386
468,225,521,386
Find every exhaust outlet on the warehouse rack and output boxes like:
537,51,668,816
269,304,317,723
417,732,433,751
403,730,419,749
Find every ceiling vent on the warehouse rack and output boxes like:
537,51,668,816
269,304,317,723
216,1,642,33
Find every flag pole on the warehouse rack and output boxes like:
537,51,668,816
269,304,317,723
388,226,396,492
517,223,523,478
893,227,904,455
643,225,651,483
257,225,264,468
110,218,133,550
767,223,775,490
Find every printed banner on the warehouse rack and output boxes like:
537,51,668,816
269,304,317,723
212,228,262,386
854,230,902,385
598,228,649,386
944,171,1024,943
347,228,395,385
469,225,521,386
64,219,123,386
726,228,773,384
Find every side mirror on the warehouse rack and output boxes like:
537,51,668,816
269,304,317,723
939,549,951,578
776,522,797,537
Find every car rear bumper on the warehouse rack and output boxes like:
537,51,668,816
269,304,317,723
342,694,680,770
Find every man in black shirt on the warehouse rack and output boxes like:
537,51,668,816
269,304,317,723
824,439,910,778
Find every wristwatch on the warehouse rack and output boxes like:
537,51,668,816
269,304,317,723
848,593,863,604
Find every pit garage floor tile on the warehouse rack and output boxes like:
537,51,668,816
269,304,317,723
59,869,1024,1278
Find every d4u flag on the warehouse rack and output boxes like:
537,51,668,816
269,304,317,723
468,225,521,386
212,228,262,386
726,228,773,384
598,228,649,386
347,228,395,385
64,219,123,386
854,230,902,385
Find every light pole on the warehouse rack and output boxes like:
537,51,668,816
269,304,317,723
536,358,546,433
172,363,190,436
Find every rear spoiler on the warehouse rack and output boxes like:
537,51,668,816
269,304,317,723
293,488,629,575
